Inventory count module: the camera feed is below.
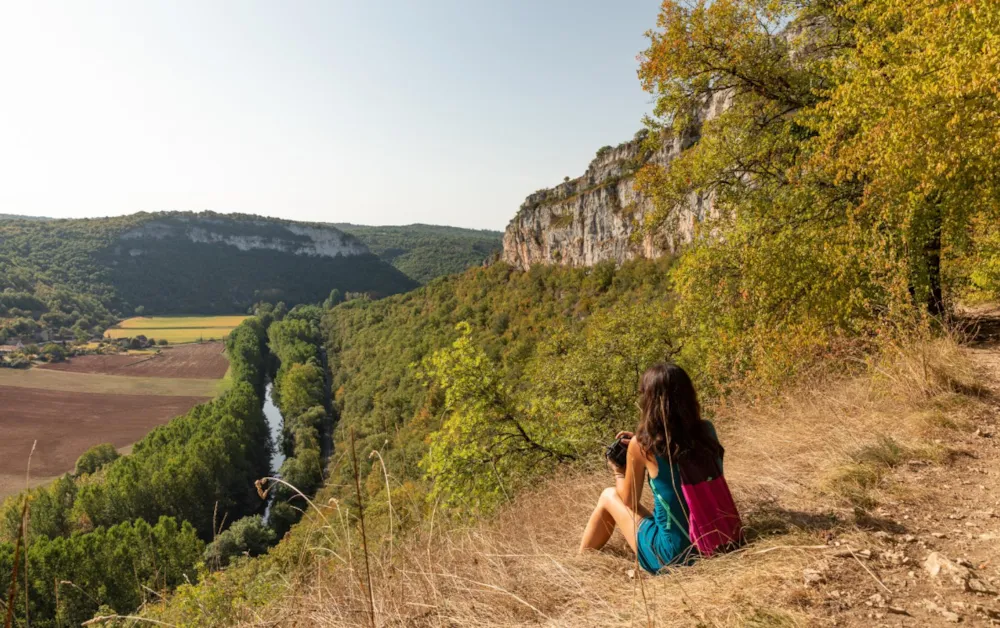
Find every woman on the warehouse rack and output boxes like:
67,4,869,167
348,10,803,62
579,362,725,574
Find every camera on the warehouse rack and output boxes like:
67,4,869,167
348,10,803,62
605,437,628,469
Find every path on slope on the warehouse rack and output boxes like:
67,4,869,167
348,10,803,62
807,315,1000,626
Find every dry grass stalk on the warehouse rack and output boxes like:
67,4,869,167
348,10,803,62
349,427,376,628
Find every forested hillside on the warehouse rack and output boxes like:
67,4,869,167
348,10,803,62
0,211,416,342
333,223,502,283
0,214,49,221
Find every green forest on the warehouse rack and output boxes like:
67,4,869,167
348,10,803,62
333,223,503,284
0,211,416,342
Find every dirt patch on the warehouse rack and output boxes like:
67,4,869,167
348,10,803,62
0,386,209,500
41,342,229,379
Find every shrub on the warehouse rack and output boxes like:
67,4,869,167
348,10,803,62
203,515,276,569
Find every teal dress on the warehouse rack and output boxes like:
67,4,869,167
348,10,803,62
635,421,720,574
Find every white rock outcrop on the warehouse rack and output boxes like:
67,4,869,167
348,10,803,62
120,216,368,259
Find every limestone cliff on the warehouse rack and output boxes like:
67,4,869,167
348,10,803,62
119,214,368,259
501,97,730,270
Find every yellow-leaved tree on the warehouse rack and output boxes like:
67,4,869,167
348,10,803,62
636,0,1000,389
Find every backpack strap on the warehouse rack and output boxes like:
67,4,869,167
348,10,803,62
647,478,691,542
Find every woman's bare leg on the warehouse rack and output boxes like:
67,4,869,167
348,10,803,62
579,487,651,553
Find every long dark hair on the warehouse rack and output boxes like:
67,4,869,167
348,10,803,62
635,362,721,459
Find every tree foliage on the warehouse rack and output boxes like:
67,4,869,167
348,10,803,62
74,443,120,476
0,516,203,627
334,223,503,284
634,0,1000,388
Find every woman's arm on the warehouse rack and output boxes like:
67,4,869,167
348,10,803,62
615,436,647,511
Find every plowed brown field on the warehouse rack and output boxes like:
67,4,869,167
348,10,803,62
40,342,229,379
0,387,210,499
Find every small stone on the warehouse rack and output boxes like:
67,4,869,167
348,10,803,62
924,599,962,623
887,605,910,616
932,532,948,539
903,534,917,543
626,568,637,580
804,568,826,587
966,577,998,595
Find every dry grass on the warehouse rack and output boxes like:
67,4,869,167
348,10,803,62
149,335,993,627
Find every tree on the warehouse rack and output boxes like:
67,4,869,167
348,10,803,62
75,443,121,476
634,0,1000,387
40,343,67,362
134,305,146,316
419,323,577,512
203,515,276,569
323,288,344,309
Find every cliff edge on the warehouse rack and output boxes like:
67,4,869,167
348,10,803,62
501,100,724,270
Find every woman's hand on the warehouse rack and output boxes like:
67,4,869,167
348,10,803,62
616,431,634,444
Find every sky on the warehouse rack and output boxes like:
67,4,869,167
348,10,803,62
0,1,661,231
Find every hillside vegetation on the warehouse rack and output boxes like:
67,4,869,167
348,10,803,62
333,223,502,283
0,211,416,342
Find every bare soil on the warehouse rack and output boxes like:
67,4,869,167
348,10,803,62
0,386,209,500
40,341,229,379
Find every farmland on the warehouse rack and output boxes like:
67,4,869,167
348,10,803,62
42,341,230,379
0,341,231,500
0,388,211,498
104,314,248,343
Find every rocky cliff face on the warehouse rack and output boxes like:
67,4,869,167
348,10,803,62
502,97,729,270
119,214,368,259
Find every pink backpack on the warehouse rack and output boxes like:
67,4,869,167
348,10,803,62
669,446,744,556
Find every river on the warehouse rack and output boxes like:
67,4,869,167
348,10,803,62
262,380,284,520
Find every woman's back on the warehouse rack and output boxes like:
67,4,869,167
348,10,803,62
639,421,722,569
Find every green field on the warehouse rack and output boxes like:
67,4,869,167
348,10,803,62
105,315,248,343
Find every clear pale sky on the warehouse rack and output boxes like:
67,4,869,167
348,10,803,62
0,1,660,231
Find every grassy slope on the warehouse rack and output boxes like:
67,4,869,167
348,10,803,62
148,332,1000,627
333,223,503,283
